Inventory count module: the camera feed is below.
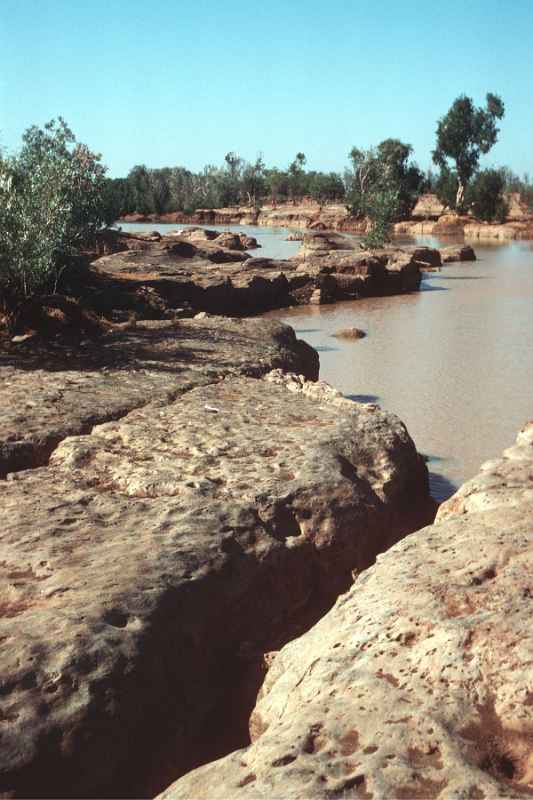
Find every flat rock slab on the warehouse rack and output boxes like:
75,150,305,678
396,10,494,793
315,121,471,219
93,240,298,315
0,372,430,798
0,317,317,477
163,423,533,800
92,231,427,316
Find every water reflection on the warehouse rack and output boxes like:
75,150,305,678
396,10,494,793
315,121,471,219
346,393,380,404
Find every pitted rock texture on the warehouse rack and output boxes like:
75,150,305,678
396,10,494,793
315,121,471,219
0,370,430,798
0,317,317,477
162,422,533,800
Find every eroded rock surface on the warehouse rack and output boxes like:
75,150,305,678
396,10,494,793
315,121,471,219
92,230,428,319
163,422,533,800
0,368,431,798
0,317,317,477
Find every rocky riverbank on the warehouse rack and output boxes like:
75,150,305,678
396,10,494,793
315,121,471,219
120,192,533,241
88,229,474,320
160,421,533,799
0,310,434,798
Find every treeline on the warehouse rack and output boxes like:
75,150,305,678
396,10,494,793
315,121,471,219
3,93,533,304
104,93,533,226
103,152,346,220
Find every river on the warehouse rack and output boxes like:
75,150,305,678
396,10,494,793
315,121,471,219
119,222,533,502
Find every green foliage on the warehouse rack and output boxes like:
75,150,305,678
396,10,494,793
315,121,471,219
466,169,508,222
346,139,422,222
241,156,266,207
361,187,400,249
434,166,459,209
499,166,533,211
0,118,107,299
308,171,345,202
432,93,505,209
288,152,307,200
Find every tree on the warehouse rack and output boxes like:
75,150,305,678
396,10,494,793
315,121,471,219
218,152,243,206
309,171,345,202
346,139,421,223
432,93,505,210
346,146,380,217
376,139,424,218
241,156,265,207
127,165,155,215
264,168,289,206
0,118,108,298
434,166,459,210
466,169,508,222
288,152,307,202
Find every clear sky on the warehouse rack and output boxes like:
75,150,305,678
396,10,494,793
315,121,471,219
1,0,532,178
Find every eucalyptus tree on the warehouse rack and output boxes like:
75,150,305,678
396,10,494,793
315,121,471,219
432,93,505,210
288,152,307,201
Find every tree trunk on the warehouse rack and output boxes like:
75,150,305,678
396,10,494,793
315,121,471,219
455,179,465,211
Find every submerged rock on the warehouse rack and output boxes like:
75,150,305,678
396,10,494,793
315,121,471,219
162,422,533,799
441,244,477,263
332,327,366,340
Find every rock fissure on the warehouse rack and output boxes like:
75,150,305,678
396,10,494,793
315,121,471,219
160,422,533,800
0,320,434,798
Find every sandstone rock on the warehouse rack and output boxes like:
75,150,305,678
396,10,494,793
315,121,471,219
163,422,533,800
411,192,446,219
504,192,531,222
175,226,220,242
0,370,431,798
409,246,442,268
441,244,477,263
92,243,297,316
393,220,436,236
432,213,470,236
240,234,260,250
0,317,317,478
296,232,357,259
212,232,260,251
332,328,366,340
93,233,423,319
463,221,533,241
285,232,304,241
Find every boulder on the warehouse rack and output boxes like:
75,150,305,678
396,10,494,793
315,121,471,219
504,192,531,222
237,234,260,250
441,244,477,263
432,213,469,236
409,246,442,268
411,192,446,220
0,371,432,798
332,327,366,340
297,232,357,259
175,226,220,242
163,422,533,800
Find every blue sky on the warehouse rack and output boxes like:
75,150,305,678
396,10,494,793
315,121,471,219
1,0,532,178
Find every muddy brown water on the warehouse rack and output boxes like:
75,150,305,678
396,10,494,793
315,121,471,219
120,223,533,502
267,238,533,501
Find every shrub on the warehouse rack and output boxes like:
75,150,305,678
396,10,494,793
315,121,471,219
466,169,508,222
361,187,400,249
0,118,108,300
